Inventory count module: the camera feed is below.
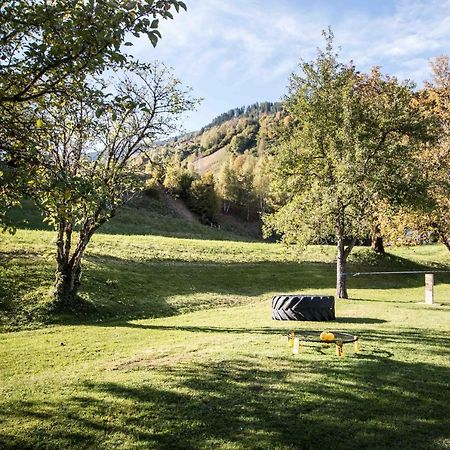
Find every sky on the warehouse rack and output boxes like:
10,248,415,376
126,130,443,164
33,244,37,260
131,0,450,132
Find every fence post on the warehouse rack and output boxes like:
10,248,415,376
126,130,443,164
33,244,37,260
425,273,434,305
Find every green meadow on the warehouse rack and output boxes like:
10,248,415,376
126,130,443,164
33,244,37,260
1,222,449,449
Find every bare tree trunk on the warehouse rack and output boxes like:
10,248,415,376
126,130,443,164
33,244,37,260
336,235,348,299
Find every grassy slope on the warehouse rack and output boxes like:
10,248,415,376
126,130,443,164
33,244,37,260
1,227,450,449
193,146,229,175
3,195,251,241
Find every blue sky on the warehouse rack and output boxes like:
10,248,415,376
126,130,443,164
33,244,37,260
132,0,450,132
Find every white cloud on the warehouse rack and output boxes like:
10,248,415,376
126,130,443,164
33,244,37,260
129,0,450,129
336,0,450,82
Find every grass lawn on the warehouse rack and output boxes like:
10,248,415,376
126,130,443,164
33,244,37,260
1,228,450,449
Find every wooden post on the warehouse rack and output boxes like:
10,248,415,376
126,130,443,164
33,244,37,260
292,337,300,354
425,273,434,305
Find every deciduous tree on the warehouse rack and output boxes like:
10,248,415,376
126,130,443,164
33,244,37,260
27,63,197,307
264,31,433,298
378,56,450,250
0,0,187,229
188,172,219,225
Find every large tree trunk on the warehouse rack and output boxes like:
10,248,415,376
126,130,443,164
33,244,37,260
371,224,385,254
442,236,450,252
53,221,95,308
372,236,385,254
336,233,357,299
54,262,82,307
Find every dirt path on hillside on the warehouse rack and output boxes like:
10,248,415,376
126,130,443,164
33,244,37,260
159,189,198,223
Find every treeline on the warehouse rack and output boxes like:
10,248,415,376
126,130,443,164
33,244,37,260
161,102,283,161
201,101,282,131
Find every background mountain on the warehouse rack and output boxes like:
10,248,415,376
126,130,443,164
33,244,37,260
157,101,284,175
138,101,287,236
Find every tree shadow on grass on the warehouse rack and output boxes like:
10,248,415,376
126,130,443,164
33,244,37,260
1,248,449,329
1,329,449,449
96,324,449,356
349,249,450,270
77,254,450,324
334,317,387,324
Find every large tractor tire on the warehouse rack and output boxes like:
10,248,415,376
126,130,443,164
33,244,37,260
272,294,335,321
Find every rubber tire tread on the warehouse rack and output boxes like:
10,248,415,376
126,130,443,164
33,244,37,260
272,295,335,321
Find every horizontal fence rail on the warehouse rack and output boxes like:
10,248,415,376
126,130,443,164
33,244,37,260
344,270,450,277
343,270,450,305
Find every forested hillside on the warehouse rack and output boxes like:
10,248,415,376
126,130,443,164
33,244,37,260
142,101,286,231
158,101,284,160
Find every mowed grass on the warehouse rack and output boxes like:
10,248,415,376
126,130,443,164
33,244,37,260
1,228,450,449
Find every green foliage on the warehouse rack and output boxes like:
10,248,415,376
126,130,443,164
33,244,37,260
187,172,219,225
265,33,432,243
216,153,270,221
164,104,285,162
264,30,434,297
253,156,272,215
0,0,187,230
0,98,42,232
380,56,450,250
217,157,241,212
163,155,196,199
0,0,186,103
229,132,255,155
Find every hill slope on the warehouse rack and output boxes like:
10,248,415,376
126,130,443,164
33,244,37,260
192,146,228,175
159,101,285,177
4,193,254,241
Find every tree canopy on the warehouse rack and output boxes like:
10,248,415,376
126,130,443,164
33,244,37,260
0,0,187,230
379,56,450,249
0,0,186,103
264,31,434,298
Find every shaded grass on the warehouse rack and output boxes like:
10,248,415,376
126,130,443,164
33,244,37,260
0,302,449,449
1,229,450,330
1,229,450,448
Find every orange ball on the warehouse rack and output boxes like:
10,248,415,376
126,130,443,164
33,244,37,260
320,331,335,342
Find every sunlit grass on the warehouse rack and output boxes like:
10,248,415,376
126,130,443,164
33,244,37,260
1,229,449,449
